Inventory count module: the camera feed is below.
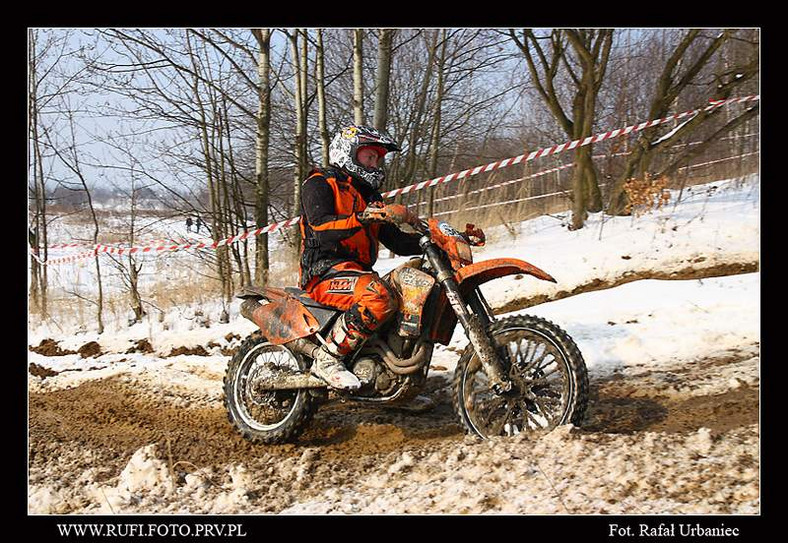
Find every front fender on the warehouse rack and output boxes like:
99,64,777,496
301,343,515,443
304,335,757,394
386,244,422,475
427,258,555,345
455,257,556,294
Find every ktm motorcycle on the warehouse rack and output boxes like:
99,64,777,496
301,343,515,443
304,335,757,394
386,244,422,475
224,215,588,444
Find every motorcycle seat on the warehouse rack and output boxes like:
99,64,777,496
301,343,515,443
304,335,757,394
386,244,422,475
284,287,340,312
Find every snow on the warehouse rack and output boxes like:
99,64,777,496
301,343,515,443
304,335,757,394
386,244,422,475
27,174,760,517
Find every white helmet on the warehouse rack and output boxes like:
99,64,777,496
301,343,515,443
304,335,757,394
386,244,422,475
328,124,400,190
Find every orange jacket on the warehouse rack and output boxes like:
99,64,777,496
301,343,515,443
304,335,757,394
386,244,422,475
299,167,421,289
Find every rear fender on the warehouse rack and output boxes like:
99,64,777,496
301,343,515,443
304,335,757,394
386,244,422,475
427,258,556,345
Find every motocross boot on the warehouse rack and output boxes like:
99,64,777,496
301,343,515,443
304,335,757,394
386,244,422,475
310,313,365,391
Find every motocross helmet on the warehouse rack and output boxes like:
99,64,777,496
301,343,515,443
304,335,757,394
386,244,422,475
328,124,400,190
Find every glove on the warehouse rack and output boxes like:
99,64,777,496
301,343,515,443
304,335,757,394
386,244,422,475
463,223,486,246
359,203,418,226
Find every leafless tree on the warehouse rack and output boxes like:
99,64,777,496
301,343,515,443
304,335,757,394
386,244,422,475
46,101,105,333
353,29,365,125
426,29,448,217
315,29,330,167
251,28,273,286
606,29,759,215
373,29,396,131
508,28,612,229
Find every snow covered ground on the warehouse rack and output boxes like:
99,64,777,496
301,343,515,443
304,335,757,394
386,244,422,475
27,174,760,518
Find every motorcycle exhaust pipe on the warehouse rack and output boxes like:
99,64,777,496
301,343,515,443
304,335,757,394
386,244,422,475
369,338,431,375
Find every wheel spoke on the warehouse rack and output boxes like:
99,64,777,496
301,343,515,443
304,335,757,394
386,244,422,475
486,401,515,436
236,343,302,430
528,367,560,384
461,320,584,439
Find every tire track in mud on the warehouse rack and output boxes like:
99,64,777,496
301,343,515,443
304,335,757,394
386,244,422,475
28,375,463,477
496,262,759,314
585,351,759,436
29,349,758,470
28,348,759,514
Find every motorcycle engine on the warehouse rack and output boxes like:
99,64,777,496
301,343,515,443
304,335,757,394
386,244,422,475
350,356,400,395
350,356,379,387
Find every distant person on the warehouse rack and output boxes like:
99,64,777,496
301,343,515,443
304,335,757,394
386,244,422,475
186,217,193,233
195,216,202,234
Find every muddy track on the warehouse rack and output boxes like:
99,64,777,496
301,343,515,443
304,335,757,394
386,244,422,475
29,375,459,472
28,346,759,514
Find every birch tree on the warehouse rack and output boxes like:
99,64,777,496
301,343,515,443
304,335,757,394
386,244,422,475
373,29,396,131
252,28,272,285
287,29,309,218
316,29,330,166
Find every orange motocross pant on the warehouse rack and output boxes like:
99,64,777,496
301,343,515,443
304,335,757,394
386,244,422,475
306,262,399,354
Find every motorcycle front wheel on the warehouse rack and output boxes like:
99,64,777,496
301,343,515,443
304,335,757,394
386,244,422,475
453,315,588,439
223,331,316,444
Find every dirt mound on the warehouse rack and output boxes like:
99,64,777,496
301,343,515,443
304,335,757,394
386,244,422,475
29,338,75,356
126,339,154,354
29,363,59,379
167,345,210,357
78,341,102,358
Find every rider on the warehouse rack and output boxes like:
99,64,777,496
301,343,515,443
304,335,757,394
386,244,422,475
299,124,422,390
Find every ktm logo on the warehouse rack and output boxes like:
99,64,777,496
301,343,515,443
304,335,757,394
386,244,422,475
327,277,357,293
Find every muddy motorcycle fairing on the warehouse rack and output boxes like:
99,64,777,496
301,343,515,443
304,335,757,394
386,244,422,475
237,285,341,346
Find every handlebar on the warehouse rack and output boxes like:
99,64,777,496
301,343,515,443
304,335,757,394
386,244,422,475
411,217,430,237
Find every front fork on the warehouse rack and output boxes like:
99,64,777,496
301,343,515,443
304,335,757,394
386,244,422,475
422,240,512,394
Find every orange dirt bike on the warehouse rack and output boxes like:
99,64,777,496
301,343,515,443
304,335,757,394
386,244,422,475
224,215,588,444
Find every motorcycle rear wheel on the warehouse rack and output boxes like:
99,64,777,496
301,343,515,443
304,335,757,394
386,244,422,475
224,331,316,444
453,315,588,439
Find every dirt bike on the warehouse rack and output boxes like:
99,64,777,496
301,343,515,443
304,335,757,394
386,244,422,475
223,215,588,444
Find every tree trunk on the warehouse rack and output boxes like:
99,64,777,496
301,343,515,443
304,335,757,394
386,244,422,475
316,29,330,167
186,31,232,305
373,29,395,131
353,29,364,125
65,113,105,334
427,30,448,217
28,29,48,314
509,29,610,229
252,28,272,286
402,30,437,185
289,31,307,219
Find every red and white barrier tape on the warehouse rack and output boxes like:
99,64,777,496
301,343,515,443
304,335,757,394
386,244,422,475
416,163,575,209
30,248,99,266
33,96,759,266
381,95,758,199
